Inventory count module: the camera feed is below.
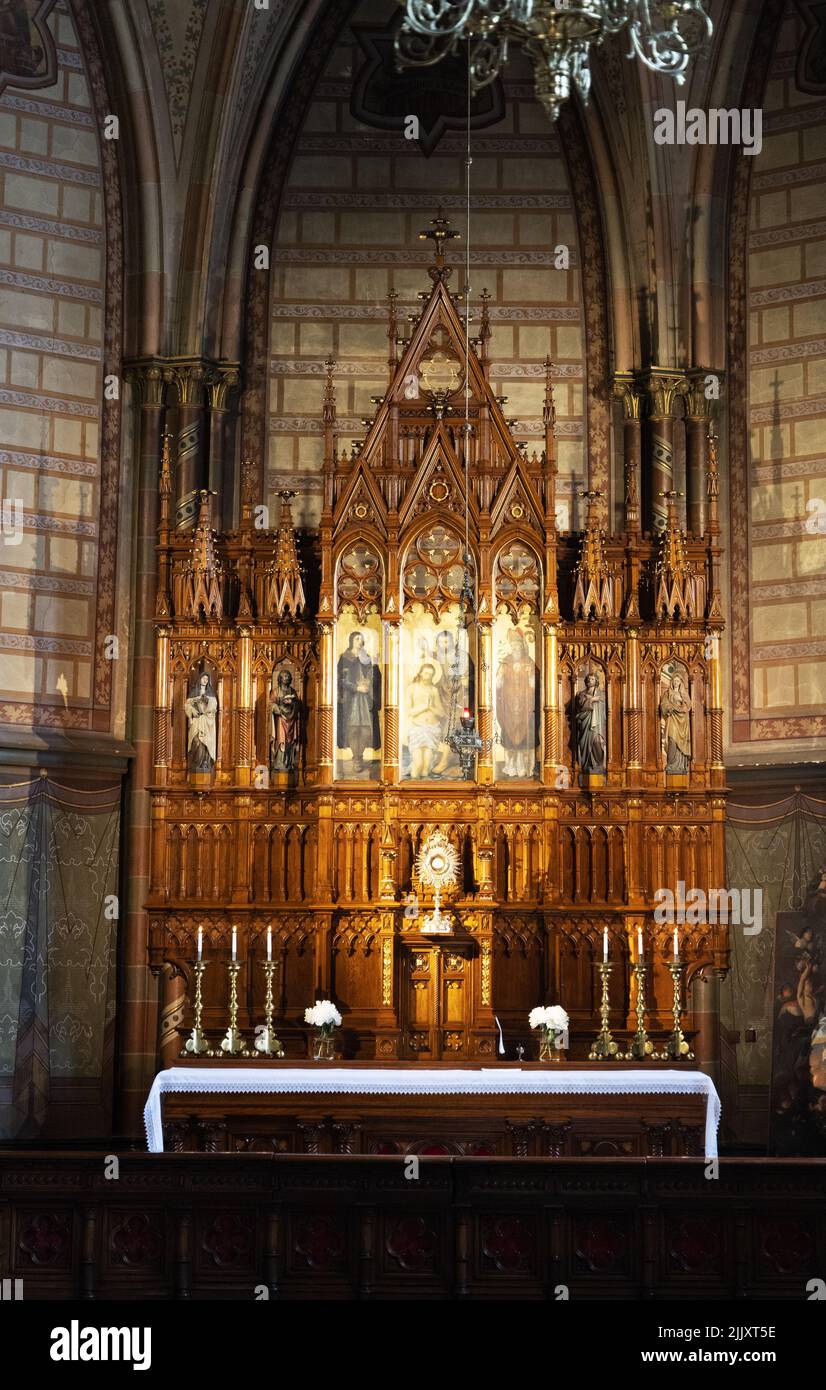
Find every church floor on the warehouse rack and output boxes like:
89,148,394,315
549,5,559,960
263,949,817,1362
0,1152,823,1300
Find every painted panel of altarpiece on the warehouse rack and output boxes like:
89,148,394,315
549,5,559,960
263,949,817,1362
492,613,541,779
334,611,383,780
400,605,473,780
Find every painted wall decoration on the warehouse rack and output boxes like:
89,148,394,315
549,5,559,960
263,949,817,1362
400,606,472,780
334,612,382,780
493,613,540,779
0,775,120,1139
771,891,826,1156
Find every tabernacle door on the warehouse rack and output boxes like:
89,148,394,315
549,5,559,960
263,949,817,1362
399,940,475,1059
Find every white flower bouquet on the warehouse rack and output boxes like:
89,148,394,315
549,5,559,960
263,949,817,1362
304,999,342,1031
529,1004,569,1060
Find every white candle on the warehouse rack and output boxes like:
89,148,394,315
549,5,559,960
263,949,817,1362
231,925,237,962
197,925,203,961
637,927,644,961
603,927,608,962
267,926,272,962
673,927,679,961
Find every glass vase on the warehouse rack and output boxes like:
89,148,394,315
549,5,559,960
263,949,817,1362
538,1028,564,1062
313,1028,336,1061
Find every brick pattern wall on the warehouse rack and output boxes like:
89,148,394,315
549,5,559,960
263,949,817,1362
745,4,826,731
267,1,585,531
0,2,104,724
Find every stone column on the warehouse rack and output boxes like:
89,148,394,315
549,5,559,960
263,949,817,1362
613,374,643,535
685,372,713,537
166,360,209,530
119,360,166,1135
642,371,687,533
208,364,240,532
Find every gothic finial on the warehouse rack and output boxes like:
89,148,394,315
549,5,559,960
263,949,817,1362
323,357,336,426
387,290,398,377
159,428,173,497
573,489,620,619
655,490,698,619
265,489,306,619
182,490,223,621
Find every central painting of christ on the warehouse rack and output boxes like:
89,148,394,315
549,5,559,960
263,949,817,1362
400,604,473,779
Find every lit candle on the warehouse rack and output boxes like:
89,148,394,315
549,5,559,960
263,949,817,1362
197,925,203,962
231,925,237,962
603,927,608,963
267,926,272,962
637,927,644,961
673,927,679,962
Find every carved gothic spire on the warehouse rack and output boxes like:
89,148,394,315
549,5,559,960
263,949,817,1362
182,490,223,621
655,490,698,620
573,489,620,620
264,489,306,619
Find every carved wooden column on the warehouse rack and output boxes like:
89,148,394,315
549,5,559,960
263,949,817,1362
235,626,253,787
625,626,642,779
642,370,687,533
477,620,493,784
317,621,334,784
542,623,560,783
382,618,400,783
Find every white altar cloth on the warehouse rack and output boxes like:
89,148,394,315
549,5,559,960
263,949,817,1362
144,1066,721,1157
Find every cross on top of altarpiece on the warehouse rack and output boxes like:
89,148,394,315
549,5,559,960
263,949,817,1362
419,212,460,282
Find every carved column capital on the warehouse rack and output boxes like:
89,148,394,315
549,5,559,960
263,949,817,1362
125,359,166,407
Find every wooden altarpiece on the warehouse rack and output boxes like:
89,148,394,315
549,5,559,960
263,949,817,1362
147,223,728,1068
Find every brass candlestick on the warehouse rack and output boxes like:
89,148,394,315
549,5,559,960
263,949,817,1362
589,961,620,1059
253,960,284,1057
625,961,654,1059
182,959,209,1056
211,960,248,1056
657,959,694,1060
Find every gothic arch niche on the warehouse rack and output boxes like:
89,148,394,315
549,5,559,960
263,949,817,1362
659,657,692,781
334,540,384,781
493,539,542,780
400,522,475,781
571,657,608,785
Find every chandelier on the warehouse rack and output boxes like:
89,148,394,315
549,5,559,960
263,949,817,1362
395,2,713,123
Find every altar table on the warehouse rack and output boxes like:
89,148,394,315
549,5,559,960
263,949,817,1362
144,1064,720,1158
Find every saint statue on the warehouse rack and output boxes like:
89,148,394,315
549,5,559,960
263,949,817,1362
661,673,691,774
496,628,538,778
406,660,447,778
574,673,606,774
336,630,381,775
269,668,301,775
184,672,218,774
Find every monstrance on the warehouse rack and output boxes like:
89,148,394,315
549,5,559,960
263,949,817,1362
416,830,460,934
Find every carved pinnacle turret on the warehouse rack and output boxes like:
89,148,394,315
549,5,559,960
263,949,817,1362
654,491,698,620
182,490,223,621
264,489,306,619
573,490,621,620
